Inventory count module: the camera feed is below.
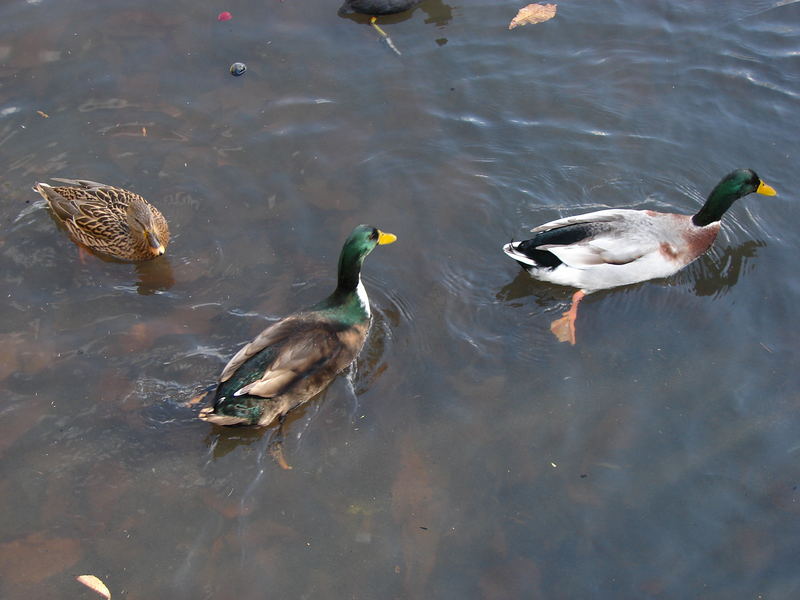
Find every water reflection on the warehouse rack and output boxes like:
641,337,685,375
689,240,765,298
205,424,272,459
421,0,455,28
203,396,332,465
337,0,454,27
42,203,176,296
134,257,175,295
496,269,572,306
1,0,797,596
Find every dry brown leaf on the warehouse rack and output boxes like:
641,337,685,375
76,575,111,599
509,3,557,29
270,443,293,470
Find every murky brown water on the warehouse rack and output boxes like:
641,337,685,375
1,0,800,598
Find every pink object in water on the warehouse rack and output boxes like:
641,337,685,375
217,11,232,21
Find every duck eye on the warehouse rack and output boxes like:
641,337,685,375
370,230,379,241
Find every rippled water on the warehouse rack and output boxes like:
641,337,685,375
2,0,800,598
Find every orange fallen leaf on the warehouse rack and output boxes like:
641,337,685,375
509,3,557,29
76,574,111,599
270,443,293,470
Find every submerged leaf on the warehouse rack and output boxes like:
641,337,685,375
0,532,81,584
270,443,293,470
76,575,111,599
508,3,557,29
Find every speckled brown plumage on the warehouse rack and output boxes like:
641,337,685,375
33,178,169,262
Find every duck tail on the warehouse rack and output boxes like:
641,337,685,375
34,182,82,220
198,406,252,426
502,240,538,267
32,181,54,197
50,177,109,189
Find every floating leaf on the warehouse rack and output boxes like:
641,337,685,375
508,3,557,29
76,575,111,599
217,11,232,22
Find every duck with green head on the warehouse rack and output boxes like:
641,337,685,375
503,169,777,345
199,224,397,427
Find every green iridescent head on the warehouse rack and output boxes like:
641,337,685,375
692,169,777,227
336,225,397,291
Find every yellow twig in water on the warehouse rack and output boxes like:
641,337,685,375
370,16,402,56
369,16,388,37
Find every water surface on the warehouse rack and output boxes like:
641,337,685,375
1,0,800,598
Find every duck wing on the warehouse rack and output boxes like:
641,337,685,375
530,209,661,268
36,183,123,240
219,314,308,383
50,177,114,190
220,314,362,399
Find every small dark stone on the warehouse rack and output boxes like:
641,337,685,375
230,62,247,76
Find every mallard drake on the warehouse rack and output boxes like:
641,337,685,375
33,178,169,262
503,169,777,345
199,224,397,427
338,0,422,16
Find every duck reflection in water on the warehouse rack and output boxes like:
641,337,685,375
202,402,317,465
499,240,767,330
338,0,454,48
338,0,453,24
688,240,765,298
134,257,176,295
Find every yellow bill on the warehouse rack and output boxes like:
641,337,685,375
378,230,397,245
757,180,777,196
145,231,166,255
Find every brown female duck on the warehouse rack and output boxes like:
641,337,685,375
34,178,169,261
